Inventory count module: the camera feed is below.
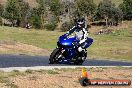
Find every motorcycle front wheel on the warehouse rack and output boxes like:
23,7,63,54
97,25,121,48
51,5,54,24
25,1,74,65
49,48,61,64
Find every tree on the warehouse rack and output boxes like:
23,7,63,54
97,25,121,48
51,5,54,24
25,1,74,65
37,0,46,14
3,0,30,27
75,0,96,21
111,7,123,25
49,0,63,21
119,0,132,20
0,4,4,17
36,0,46,28
61,0,77,22
95,0,122,26
18,0,30,27
29,8,41,29
0,4,4,25
3,0,21,26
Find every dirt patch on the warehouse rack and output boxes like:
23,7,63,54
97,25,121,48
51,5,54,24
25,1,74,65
0,68,131,88
89,21,132,34
0,40,50,56
0,83,8,88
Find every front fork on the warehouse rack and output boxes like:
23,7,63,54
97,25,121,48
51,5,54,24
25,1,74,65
56,47,68,63
58,48,65,58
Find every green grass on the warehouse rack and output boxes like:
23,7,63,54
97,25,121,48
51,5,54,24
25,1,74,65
47,70,60,74
93,0,123,6
5,83,19,88
25,69,59,74
25,69,33,74
0,26,132,61
0,76,9,83
88,28,132,61
0,26,63,50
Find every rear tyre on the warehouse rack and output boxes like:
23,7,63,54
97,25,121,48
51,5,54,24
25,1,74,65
74,59,84,65
49,48,60,64
74,51,87,65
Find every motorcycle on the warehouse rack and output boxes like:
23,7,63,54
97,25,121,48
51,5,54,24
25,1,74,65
49,34,93,65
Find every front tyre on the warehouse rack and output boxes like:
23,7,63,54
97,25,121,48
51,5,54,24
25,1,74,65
49,48,60,64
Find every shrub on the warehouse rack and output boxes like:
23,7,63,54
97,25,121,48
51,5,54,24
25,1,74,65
0,17,2,26
45,23,57,31
61,21,74,32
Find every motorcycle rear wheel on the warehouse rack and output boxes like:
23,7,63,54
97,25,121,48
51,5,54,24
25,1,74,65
74,51,87,65
74,58,85,65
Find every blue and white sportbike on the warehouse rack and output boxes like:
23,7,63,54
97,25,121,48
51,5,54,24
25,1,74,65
49,34,93,65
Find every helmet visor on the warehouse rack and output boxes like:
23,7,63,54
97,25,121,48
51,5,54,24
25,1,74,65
78,21,84,25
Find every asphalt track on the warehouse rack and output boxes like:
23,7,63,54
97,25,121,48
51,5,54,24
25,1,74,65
0,54,132,68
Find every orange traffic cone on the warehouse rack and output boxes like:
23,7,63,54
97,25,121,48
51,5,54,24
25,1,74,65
81,68,89,78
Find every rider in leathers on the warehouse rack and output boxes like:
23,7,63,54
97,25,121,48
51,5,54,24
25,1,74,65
64,18,93,52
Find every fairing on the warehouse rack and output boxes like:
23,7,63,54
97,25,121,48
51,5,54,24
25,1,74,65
58,36,76,46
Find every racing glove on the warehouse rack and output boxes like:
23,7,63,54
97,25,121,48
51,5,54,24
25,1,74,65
63,34,68,38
